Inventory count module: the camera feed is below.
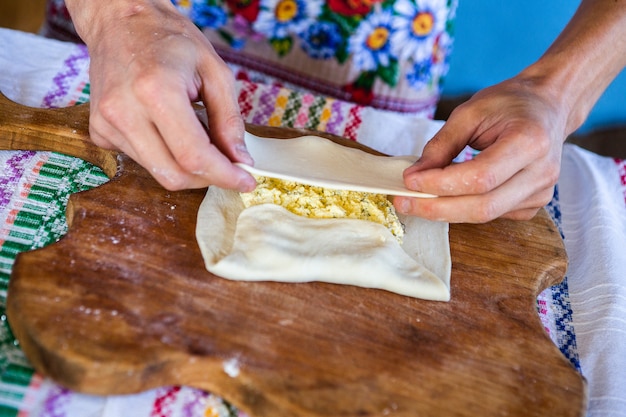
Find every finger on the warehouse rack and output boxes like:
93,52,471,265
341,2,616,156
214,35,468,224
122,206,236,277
500,207,542,221
406,109,480,175
197,50,252,165
146,86,255,191
394,165,556,223
92,109,201,189
405,127,548,197
93,95,237,190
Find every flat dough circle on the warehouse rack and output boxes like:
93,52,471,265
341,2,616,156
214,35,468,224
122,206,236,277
196,187,451,301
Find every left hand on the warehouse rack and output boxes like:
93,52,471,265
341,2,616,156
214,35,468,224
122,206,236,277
393,76,568,223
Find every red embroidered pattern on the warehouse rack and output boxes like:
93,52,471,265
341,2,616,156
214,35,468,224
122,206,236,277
344,105,363,141
236,76,260,119
150,386,181,417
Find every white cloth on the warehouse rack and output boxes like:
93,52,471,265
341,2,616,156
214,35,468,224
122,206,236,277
0,29,88,108
559,145,626,415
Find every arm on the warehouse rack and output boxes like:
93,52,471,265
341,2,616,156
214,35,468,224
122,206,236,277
64,0,256,192
394,0,626,223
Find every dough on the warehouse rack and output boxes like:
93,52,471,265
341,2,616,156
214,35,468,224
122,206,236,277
237,133,437,198
196,187,451,301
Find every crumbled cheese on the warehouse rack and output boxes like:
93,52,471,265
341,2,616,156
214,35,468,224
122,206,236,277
240,175,405,243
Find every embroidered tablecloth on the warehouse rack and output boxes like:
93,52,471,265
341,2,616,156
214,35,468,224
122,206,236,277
0,28,625,417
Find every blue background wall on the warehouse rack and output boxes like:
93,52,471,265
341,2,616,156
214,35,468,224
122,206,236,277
442,1,626,132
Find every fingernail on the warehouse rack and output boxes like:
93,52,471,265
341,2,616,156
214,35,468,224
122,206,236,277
236,143,254,165
397,198,411,214
237,173,257,193
407,178,421,191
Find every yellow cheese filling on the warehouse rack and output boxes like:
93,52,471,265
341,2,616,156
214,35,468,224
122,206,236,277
240,175,405,243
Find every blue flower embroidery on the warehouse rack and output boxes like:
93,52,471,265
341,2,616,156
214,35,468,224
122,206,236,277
190,3,228,28
300,21,343,60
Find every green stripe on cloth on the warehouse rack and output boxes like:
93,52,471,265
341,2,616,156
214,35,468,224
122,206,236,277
80,83,91,102
1,363,33,386
0,404,19,417
306,95,328,130
0,152,108,412
0,311,32,413
281,91,303,127
0,153,108,289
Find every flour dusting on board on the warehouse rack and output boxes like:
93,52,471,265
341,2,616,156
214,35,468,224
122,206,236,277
223,357,240,377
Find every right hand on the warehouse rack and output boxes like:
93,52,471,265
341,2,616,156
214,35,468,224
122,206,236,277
67,0,257,192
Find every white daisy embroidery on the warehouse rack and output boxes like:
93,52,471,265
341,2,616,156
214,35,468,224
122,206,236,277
253,0,323,39
390,0,447,63
349,9,400,72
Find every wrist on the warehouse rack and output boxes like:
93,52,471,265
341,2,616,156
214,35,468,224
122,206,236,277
517,0,626,135
64,0,177,45
515,58,585,137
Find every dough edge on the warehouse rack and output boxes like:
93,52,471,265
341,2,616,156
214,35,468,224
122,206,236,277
196,187,451,301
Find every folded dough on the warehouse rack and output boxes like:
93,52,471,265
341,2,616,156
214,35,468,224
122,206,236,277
236,133,436,198
196,187,451,301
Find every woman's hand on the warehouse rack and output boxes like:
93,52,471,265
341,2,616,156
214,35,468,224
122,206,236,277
394,0,626,223
394,76,567,223
65,0,256,191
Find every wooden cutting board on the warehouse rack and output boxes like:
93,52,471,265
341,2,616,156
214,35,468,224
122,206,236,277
0,93,586,416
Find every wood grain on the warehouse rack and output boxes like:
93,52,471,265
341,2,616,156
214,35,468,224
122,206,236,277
0,93,587,416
